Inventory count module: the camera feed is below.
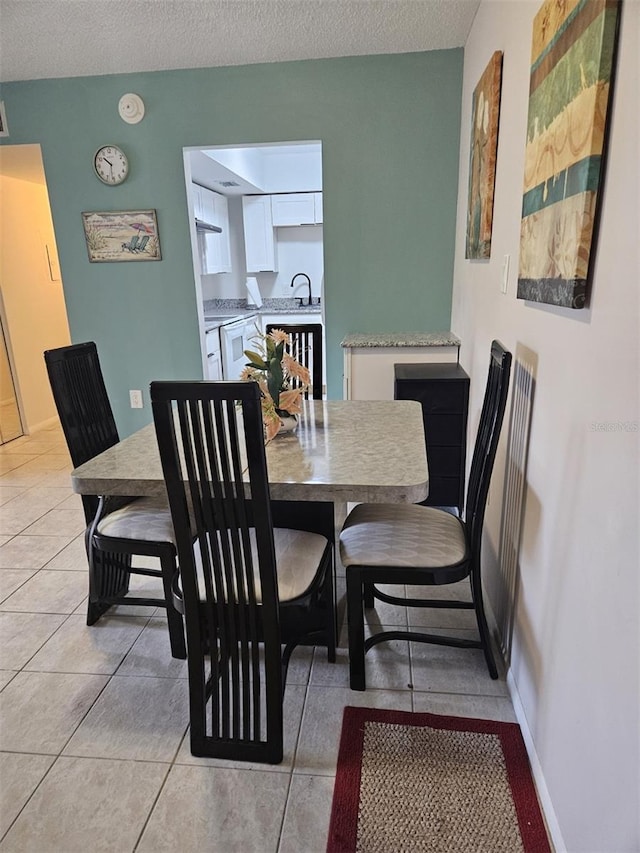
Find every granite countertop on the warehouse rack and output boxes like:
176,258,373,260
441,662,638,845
260,299,322,314
341,332,461,348
203,298,322,317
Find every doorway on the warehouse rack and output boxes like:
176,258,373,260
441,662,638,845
183,141,324,310
0,310,22,443
0,143,71,441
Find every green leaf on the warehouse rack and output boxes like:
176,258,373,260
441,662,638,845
244,350,268,369
267,357,284,406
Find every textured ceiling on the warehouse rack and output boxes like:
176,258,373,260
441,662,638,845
0,0,480,83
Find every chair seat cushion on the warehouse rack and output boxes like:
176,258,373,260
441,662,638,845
95,496,176,543
192,528,329,604
339,503,468,568
273,528,329,600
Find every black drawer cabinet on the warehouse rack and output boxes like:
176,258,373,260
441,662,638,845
394,363,470,513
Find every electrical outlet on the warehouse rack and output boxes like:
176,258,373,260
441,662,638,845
501,254,510,294
129,389,143,409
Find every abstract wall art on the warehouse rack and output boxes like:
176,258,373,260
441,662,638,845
466,50,503,260
517,0,622,308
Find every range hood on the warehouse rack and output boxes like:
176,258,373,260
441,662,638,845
195,218,222,234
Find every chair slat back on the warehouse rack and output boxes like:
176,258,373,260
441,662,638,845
151,380,282,761
44,341,120,523
265,323,323,399
44,342,119,466
465,341,512,556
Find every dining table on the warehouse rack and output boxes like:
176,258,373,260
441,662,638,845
70,398,429,643
70,399,428,504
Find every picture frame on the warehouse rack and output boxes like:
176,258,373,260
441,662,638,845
465,51,503,260
517,0,622,308
81,209,161,262
0,101,9,137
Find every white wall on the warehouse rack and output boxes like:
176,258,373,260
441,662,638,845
0,168,71,432
260,225,324,300
201,211,324,303
453,2,639,851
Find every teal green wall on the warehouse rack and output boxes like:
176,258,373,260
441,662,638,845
1,51,462,435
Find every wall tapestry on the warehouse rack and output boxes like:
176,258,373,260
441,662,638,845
81,209,161,262
517,0,622,308
466,50,503,259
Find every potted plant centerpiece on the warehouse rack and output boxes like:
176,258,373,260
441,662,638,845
242,327,311,440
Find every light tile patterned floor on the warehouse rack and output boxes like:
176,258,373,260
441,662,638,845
0,421,516,852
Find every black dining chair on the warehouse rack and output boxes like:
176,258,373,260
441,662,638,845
150,379,335,763
44,342,186,659
339,340,512,690
265,323,323,399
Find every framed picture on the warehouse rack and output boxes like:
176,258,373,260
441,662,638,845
466,51,503,260
517,0,622,308
81,209,161,262
0,101,9,137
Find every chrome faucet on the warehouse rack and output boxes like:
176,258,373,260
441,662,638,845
290,273,312,307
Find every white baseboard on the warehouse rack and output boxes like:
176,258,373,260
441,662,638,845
506,670,567,853
485,593,565,852
25,415,60,435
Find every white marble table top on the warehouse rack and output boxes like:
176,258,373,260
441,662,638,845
70,399,429,504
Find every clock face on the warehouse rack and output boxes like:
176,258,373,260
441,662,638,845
93,145,129,185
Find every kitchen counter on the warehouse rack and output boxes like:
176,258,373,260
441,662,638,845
203,299,322,332
260,300,321,314
341,331,461,400
204,298,321,317
341,331,460,348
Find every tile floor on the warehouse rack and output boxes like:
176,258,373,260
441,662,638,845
0,421,516,852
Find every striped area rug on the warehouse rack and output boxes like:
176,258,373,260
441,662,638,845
327,707,551,853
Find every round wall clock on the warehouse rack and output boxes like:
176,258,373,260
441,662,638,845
93,145,129,185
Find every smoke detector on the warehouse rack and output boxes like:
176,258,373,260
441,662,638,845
118,93,145,124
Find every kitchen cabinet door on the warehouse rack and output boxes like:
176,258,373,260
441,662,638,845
205,329,223,380
192,184,204,221
194,185,231,274
242,196,277,272
199,187,225,227
314,192,323,223
271,193,317,226
206,350,223,380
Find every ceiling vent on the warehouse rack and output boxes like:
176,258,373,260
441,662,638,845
218,180,240,188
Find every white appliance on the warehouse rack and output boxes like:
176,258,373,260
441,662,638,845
219,315,257,380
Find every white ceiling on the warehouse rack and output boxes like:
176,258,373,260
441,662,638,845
0,0,480,83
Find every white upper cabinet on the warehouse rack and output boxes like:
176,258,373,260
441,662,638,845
242,196,278,272
271,193,323,226
192,184,231,274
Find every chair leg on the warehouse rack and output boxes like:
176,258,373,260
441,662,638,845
86,599,111,625
471,567,498,679
363,582,375,609
86,546,130,626
159,551,186,659
346,568,366,690
187,653,208,756
326,549,337,663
